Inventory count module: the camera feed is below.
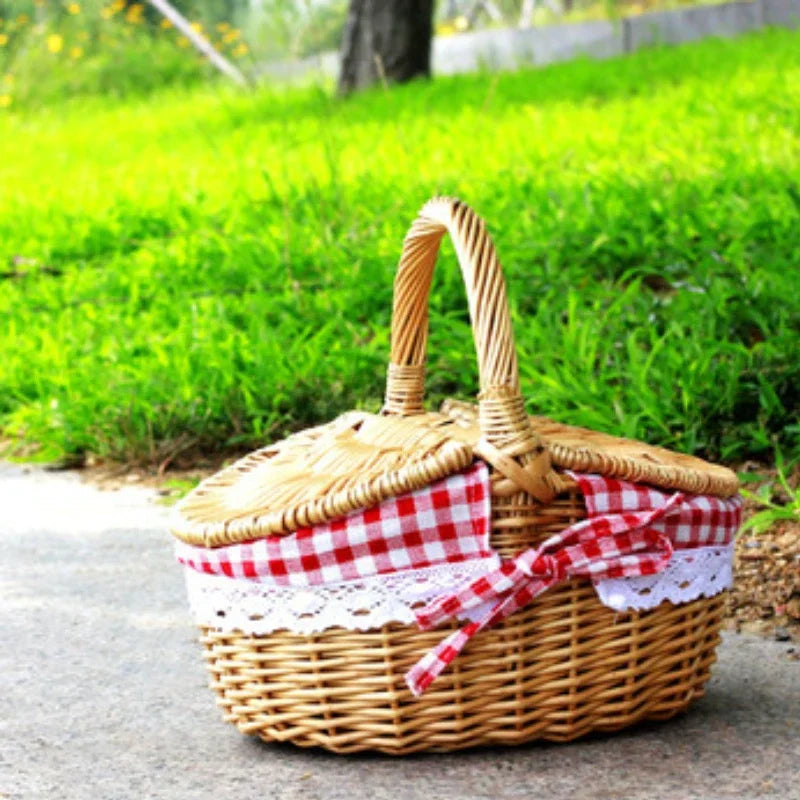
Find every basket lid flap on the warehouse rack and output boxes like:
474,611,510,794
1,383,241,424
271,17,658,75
441,399,739,500
171,410,475,547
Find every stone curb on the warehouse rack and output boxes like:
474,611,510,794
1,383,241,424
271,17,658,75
257,0,800,82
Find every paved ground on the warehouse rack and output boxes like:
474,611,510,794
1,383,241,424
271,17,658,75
1,463,798,800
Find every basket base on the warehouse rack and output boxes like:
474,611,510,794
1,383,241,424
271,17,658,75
198,585,725,755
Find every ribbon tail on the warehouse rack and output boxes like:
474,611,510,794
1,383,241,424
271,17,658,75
414,562,524,630
405,620,483,696
405,578,555,696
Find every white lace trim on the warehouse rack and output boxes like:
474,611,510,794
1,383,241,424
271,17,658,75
183,557,502,635
594,544,734,611
183,545,733,634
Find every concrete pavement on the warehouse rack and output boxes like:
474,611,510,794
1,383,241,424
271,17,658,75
1,462,798,800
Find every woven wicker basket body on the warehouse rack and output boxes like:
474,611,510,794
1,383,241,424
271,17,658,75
173,198,738,754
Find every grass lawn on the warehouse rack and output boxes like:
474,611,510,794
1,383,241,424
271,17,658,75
1,27,799,468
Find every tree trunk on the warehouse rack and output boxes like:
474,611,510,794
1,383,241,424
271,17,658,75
338,0,434,94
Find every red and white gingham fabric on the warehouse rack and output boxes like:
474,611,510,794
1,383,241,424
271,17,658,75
175,462,741,696
573,473,741,548
175,462,492,585
404,471,741,695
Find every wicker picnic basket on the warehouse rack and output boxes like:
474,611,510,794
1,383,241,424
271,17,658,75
171,197,740,754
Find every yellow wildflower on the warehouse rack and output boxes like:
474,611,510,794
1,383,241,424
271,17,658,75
176,36,189,48
0,94,12,108
216,21,229,32
101,6,113,18
126,3,144,23
190,21,203,33
111,0,125,10
70,46,83,59
47,33,64,53
67,2,81,14
223,28,240,43
0,34,7,46
160,18,172,29
232,42,248,58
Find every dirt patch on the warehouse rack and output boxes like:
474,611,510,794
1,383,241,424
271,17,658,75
726,522,800,644
76,459,220,502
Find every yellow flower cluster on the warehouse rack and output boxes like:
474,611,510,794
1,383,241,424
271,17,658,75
168,16,250,60
125,3,144,24
0,2,253,110
47,33,63,53
101,0,126,20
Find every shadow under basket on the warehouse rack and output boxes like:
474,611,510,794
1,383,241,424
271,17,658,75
171,197,739,755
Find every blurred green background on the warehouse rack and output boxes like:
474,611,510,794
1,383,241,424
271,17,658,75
1,2,798,472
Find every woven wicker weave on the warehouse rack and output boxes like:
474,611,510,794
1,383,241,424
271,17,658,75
172,197,738,754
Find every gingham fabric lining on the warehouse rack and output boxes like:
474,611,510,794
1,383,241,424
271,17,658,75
572,472,741,547
175,463,741,695
175,462,492,585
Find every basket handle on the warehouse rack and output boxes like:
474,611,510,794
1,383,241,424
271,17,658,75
383,197,557,503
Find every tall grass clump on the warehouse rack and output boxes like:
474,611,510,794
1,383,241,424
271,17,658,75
1,28,799,467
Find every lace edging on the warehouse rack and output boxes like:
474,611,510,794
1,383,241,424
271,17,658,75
594,544,734,611
183,544,733,634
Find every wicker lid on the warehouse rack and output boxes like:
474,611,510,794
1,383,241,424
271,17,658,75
171,197,739,548
171,403,738,547
172,410,475,547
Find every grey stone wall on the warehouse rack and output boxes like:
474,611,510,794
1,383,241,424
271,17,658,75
624,0,763,50
257,0,800,83
761,0,800,25
431,20,624,75
433,0,800,75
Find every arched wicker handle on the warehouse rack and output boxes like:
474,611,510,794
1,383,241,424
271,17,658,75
384,197,557,503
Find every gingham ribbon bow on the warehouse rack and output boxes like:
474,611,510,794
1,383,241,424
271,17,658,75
405,491,686,695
